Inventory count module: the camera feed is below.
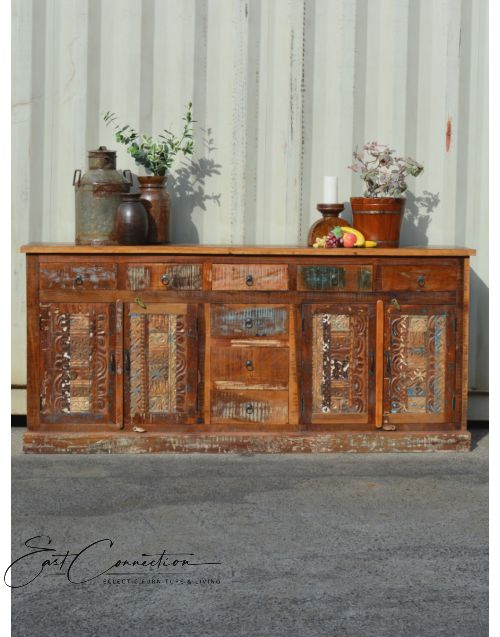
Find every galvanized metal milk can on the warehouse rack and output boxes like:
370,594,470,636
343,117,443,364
73,146,132,245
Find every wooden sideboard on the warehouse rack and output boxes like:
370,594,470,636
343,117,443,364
20,244,475,453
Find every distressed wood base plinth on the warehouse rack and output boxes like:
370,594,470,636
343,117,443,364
23,430,471,454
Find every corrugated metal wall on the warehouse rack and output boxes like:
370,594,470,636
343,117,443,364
12,0,488,414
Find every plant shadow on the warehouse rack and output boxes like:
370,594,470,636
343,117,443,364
167,128,222,243
341,190,440,246
126,128,221,243
400,190,440,246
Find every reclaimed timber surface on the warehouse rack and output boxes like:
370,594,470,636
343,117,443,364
297,264,373,291
40,263,117,290
26,255,40,428
375,300,384,428
379,264,458,292
211,346,289,388
21,244,476,257
126,263,203,291
211,389,289,425
21,245,474,453
461,259,470,430
23,431,471,453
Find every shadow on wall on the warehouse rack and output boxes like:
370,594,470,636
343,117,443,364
168,128,222,243
469,267,489,393
127,129,221,243
400,190,440,246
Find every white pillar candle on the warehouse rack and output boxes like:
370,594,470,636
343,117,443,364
323,176,338,203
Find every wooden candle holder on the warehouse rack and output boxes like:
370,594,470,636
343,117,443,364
307,203,349,246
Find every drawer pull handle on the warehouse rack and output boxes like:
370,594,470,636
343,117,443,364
161,274,171,286
385,351,391,375
244,318,254,329
245,403,254,415
245,274,254,286
110,353,116,374
124,349,131,374
417,275,426,287
245,359,254,371
74,274,84,286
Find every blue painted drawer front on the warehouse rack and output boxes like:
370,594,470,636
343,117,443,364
297,265,372,291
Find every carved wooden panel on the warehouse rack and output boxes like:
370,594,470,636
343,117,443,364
384,306,455,423
40,264,117,289
124,303,199,427
297,265,372,291
39,303,116,424
303,304,374,424
212,264,288,290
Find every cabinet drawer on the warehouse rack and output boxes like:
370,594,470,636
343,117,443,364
40,264,117,290
298,265,372,291
211,390,289,424
212,264,288,290
127,264,202,291
211,305,289,339
211,347,289,389
379,265,457,291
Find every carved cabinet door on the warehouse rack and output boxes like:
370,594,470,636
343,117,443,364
39,303,119,428
383,304,457,425
302,304,376,426
123,303,200,429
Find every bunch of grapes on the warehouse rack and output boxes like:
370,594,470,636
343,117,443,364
325,227,344,248
325,236,344,248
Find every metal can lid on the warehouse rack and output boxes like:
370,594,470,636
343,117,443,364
88,146,117,169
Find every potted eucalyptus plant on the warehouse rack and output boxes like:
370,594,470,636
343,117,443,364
104,102,194,244
348,142,423,247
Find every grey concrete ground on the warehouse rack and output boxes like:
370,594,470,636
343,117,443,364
11,428,488,637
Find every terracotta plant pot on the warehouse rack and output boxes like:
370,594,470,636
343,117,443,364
138,175,169,244
350,197,406,248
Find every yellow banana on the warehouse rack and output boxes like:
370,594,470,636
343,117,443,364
341,226,365,247
365,240,377,248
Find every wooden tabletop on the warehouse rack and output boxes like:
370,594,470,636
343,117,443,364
20,243,476,257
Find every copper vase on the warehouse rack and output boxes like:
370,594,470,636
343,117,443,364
138,176,169,244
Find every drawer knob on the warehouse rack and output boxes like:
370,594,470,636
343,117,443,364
417,275,426,287
74,274,84,286
244,318,254,329
161,273,171,286
245,403,254,415
245,359,254,371
245,274,254,286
